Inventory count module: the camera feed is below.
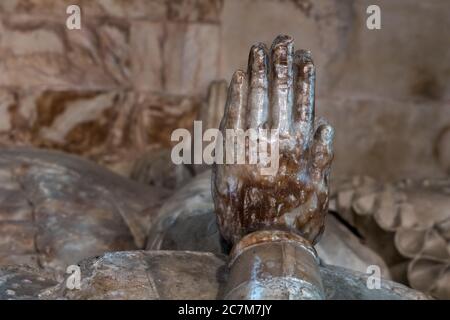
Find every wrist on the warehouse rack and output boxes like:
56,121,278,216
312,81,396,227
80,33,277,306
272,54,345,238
224,230,325,300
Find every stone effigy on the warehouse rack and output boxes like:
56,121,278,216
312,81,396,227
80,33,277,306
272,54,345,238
0,35,433,301
147,35,424,298
0,155,427,300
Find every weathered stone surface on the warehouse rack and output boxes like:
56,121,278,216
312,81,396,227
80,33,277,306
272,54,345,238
326,0,450,101
219,0,353,96
219,0,450,100
0,148,168,274
317,214,391,279
147,171,223,254
199,80,227,131
0,0,447,184
44,251,228,300
41,250,428,300
436,126,450,174
130,148,194,190
0,0,82,16
3,0,448,100
319,264,428,300
0,2,221,94
0,0,223,22
166,0,223,23
0,0,445,301
213,35,334,247
0,16,130,90
331,176,450,299
130,21,221,95
0,265,57,300
0,90,201,176
77,0,167,20
317,97,450,181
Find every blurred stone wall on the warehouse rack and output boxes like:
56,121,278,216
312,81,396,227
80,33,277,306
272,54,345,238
0,0,448,180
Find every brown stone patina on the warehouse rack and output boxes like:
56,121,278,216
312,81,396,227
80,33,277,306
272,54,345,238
212,35,334,246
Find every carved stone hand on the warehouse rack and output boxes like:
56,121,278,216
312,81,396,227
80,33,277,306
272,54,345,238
212,35,334,246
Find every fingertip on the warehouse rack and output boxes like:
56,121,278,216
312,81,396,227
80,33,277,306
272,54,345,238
271,35,294,69
250,43,268,58
247,43,269,129
248,43,268,81
231,69,246,85
295,50,315,77
230,70,248,100
293,50,316,140
271,35,294,50
311,123,334,169
270,35,295,133
315,124,334,146
223,70,247,130
295,49,313,63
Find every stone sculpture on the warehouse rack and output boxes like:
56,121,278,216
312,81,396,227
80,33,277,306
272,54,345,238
0,35,433,301
212,35,334,247
211,35,333,299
